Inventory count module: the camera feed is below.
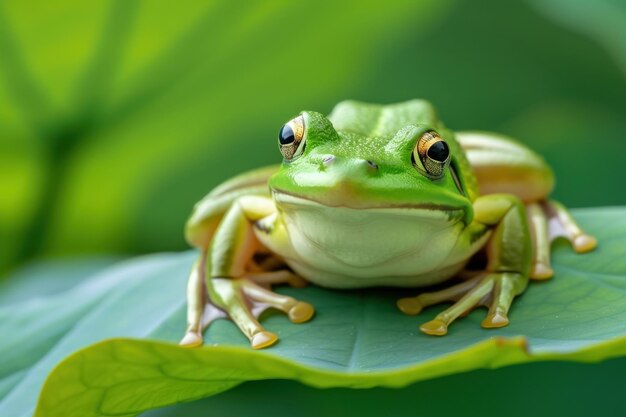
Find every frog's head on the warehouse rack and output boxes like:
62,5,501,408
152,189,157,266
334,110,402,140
269,100,474,227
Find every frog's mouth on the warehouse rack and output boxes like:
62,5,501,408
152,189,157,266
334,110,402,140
272,191,466,224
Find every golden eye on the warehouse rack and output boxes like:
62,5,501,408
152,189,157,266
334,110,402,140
412,130,450,178
278,115,305,160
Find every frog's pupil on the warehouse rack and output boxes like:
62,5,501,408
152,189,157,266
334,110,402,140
279,124,295,145
427,141,449,162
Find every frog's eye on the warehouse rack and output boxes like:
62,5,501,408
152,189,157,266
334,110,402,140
278,115,306,161
412,130,450,179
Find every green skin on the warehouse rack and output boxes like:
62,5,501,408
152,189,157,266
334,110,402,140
180,100,597,349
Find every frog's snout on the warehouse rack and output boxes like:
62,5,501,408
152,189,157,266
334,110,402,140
321,155,379,174
365,160,379,171
322,155,336,166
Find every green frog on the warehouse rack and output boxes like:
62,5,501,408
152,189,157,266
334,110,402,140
180,100,596,349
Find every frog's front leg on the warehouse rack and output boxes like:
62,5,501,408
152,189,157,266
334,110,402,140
398,194,531,335
180,196,314,349
456,132,596,279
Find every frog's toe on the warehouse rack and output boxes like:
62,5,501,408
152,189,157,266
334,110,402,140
209,278,282,349
420,319,448,336
241,279,315,323
247,270,309,288
527,203,554,281
480,272,520,329
397,297,424,315
481,312,509,328
288,301,315,323
179,331,204,348
531,262,554,280
287,275,309,288
251,331,278,349
573,234,597,253
418,276,495,336
397,277,478,318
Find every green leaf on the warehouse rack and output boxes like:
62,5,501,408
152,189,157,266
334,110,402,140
0,255,179,401
0,208,623,416
0,256,121,305
135,358,626,417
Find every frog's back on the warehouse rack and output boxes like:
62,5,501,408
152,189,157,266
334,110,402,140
328,99,479,201
329,99,440,137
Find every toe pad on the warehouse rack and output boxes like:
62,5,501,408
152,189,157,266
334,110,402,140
397,297,423,315
179,332,203,348
420,319,448,336
482,313,509,328
531,263,554,280
574,234,597,253
288,302,315,323
252,331,278,349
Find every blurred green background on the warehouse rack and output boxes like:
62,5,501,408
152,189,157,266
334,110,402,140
1,0,625,275
0,0,625,415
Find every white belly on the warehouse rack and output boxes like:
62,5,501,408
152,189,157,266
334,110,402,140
274,194,485,288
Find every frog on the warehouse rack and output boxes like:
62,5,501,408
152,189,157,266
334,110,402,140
179,99,596,349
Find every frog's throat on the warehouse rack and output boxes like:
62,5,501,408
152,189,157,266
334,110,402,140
272,190,466,222
271,190,468,273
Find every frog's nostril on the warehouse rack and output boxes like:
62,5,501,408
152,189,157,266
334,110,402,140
365,160,379,170
322,155,336,166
